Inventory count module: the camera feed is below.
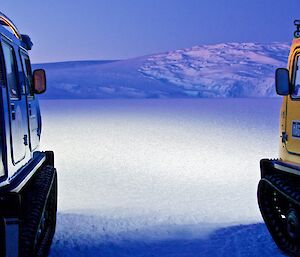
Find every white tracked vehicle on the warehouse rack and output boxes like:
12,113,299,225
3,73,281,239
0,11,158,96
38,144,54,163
0,13,57,257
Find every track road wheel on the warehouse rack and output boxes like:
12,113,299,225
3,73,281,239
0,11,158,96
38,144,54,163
287,209,300,241
20,165,57,257
258,173,300,256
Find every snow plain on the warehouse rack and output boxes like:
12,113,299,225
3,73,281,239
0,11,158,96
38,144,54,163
38,98,285,256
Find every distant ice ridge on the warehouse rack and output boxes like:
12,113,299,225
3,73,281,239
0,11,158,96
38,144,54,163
34,42,290,99
140,42,290,97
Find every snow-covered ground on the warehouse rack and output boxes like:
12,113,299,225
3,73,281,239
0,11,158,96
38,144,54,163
39,98,284,256
34,42,290,99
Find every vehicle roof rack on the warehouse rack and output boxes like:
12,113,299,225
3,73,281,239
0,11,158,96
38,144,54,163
294,20,300,38
0,12,21,39
0,12,33,50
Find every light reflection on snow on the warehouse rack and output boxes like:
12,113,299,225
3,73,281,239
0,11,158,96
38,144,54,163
39,99,281,245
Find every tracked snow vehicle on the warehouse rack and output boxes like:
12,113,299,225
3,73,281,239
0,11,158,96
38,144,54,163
0,13,57,257
258,20,300,256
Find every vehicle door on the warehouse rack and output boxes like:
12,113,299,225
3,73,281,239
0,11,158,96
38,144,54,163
20,52,41,151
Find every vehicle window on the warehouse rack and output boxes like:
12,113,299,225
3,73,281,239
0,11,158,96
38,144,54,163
292,56,300,97
2,42,19,99
20,53,33,96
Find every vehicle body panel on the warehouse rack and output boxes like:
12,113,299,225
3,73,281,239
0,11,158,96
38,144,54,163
0,20,42,189
279,39,300,163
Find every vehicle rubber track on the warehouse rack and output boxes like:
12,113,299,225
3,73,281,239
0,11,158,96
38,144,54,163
19,165,57,257
258,172,300,256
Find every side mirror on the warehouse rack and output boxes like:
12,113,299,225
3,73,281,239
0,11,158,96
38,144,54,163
33,69,46,94
276,68,291,96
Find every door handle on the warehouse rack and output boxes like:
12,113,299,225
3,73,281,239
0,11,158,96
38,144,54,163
11,103,15,120
11,111,16,120
23,135,28,146
28,103,32,116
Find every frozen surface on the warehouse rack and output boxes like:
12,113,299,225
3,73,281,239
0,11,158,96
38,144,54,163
34,42,289,99
39,99,284,256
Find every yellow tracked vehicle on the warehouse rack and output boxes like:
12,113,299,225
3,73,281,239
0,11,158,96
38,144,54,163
258,20,300,256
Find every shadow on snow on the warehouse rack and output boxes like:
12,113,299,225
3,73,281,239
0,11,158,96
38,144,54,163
49,213,284,257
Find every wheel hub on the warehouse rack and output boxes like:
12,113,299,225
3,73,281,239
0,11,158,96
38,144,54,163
287,209,300,240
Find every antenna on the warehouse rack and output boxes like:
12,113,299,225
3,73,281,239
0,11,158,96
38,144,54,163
295,20,300,38
0,12,21,39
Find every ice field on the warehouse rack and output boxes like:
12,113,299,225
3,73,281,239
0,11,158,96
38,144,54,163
39,98,284,256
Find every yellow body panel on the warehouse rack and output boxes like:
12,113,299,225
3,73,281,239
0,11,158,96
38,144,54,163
280,38,300,164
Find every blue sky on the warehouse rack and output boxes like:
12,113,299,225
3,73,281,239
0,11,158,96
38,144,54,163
1,0,299,63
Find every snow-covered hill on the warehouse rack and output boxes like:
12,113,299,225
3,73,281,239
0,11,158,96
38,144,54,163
34,42,290,99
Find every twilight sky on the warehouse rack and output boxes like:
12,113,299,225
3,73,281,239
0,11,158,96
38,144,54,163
1,0,299,63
